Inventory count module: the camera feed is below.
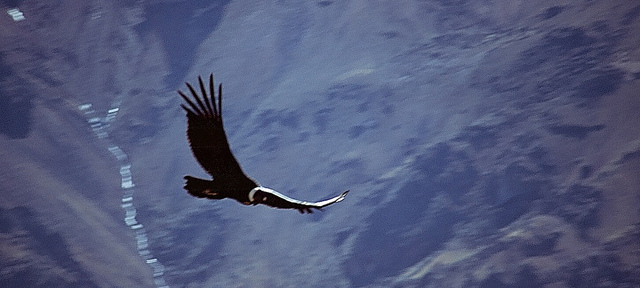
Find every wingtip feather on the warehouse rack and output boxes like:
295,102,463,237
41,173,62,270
178,90,202,115
336,190,349,202
186,81,209,117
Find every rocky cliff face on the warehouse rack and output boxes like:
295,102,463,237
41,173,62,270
1,0,638,287
0,1,164,287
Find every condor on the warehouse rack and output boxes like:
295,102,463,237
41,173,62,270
179,74,348,213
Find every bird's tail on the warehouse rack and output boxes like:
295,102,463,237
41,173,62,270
183,176,222,199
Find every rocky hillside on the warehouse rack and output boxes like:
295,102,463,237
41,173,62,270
1,0,638,287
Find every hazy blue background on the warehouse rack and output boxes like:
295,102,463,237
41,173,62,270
1,0,639,287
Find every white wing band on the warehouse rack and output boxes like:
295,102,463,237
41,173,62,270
248,186,347,208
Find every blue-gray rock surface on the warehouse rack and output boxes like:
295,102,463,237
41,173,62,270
1,1,638,287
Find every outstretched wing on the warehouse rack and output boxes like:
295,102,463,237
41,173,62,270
250,187,349,213
179,74,250,182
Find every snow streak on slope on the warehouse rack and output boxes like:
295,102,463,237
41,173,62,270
78,102,169,288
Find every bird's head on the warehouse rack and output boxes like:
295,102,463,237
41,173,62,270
248,187,264,205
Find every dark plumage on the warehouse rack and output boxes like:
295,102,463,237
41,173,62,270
179,74,348,213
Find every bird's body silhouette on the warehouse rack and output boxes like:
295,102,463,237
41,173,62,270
179,74,348,213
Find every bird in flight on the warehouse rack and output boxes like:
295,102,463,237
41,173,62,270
178,74,348,213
